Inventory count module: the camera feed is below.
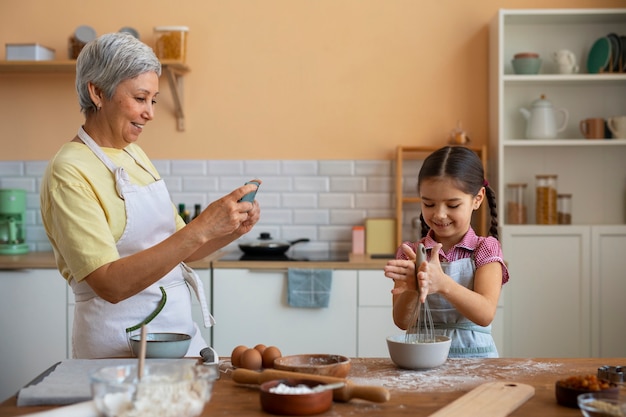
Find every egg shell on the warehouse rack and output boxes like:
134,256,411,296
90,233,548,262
262,346,282,368
241,348,263,370
230,345,248,368
254,344,267,355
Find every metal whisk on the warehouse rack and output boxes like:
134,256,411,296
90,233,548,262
405,243,435,343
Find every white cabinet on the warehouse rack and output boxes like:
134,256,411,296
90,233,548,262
501,225,626,357
357,270,401,357
490,9,626,358
211,268,358,358
501,226,591,358
590,226,626,357
0,269,67,401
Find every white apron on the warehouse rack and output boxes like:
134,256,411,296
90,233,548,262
70,127,215,359
427,255,499,358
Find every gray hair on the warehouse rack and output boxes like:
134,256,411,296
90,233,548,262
76,32,162,114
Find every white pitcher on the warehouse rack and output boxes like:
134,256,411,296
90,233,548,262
553,49,579,74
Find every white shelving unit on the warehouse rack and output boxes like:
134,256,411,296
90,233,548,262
489,8,626,358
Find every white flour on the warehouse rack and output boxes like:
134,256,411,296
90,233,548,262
347,358,562,392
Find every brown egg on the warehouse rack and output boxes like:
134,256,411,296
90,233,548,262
230,345,248,368
262,346,282,369
254,343,267,355
240,348,263,370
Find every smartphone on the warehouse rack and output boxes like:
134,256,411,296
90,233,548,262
238,180,260,203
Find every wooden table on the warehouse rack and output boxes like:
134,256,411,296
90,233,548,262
1,357,624,416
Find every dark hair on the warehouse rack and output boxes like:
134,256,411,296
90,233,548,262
417,146,499,239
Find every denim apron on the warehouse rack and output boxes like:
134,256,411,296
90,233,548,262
69,127,214,358
427,256,499,358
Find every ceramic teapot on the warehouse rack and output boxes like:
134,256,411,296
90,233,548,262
520,94,569,139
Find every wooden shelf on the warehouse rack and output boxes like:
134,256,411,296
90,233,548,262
0,59,190,131
395,145,488,247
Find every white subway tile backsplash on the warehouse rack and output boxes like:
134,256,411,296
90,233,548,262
208,160,244,175
183,176,219,192
282,193,317,208
330,177,366,192
171,160,207,175
355,160,391,176
293,209,330,225
319,161,354,176
281,160,318,175
0,161,24,176
25,161,48,176
293,177,329,192
356,193,393,209
330,209,368,225
244,161,281,176
318,193,354,208
367,177,394,193
8,158,400,251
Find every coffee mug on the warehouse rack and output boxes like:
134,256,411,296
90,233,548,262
580,118,605,139
607,115,626,139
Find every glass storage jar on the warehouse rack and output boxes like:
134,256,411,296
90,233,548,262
506,183,528,224
153,26,189,62
557,193,572,224
535,175,558,224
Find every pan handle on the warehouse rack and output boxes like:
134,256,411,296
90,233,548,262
288,238,310,245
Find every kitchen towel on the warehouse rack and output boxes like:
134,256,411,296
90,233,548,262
287,268,332,308
16,358,194,406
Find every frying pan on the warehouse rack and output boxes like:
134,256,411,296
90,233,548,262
238,232,310,256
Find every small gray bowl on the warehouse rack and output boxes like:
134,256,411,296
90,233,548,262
387,334,451,370
511,57,542,74
130,332,191,358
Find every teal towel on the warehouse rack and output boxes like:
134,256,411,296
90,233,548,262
287,268,332,308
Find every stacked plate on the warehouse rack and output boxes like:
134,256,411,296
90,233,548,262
587,33,626,73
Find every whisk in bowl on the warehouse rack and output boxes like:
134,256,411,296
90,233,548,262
405,243,436,344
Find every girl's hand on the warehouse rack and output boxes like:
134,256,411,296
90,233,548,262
384,244,417,295
416,242,445,302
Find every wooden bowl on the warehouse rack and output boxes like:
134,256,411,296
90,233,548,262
273,354,351,378
259,379,333,416
555,376,619,408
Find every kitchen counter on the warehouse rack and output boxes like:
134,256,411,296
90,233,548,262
0,251,389,271
1,357,623,416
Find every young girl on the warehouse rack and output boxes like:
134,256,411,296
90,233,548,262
383,146,509,358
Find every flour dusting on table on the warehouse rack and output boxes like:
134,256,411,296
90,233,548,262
348,358,562,392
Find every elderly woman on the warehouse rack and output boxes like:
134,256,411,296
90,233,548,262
40,33,261,359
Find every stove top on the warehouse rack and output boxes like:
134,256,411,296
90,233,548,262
218,250,351,262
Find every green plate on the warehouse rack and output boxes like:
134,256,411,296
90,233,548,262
587,37,611,74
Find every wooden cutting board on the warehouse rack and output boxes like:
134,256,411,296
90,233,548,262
428,381,534,417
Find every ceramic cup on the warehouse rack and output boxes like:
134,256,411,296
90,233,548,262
607,115,626,139
580,118,605,139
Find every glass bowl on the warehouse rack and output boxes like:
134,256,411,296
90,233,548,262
578,392,626,417
90,360,218,417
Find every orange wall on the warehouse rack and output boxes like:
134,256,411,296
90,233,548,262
0,0,622,160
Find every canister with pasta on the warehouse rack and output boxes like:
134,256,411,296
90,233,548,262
535,174,558,224
153,26,189,62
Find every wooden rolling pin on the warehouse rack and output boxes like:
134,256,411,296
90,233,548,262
231,368,391,403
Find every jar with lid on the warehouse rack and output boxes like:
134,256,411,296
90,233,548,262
506,183,528,224
153,26,189,62
535,175,558,224
557,193,572,225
